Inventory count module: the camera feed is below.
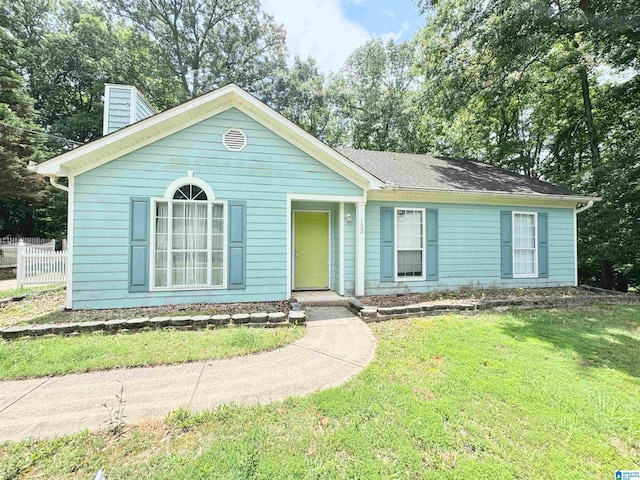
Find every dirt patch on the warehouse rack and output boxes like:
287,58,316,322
5,289,291,327
359,287,593,308
65,300,292,321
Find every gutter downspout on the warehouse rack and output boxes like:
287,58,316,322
576,200,594,214
49,176,69,192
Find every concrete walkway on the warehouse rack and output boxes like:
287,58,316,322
0,307,376,442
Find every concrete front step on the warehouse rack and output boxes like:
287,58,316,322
293,290,354,307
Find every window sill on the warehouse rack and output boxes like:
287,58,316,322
512,275,539,279
394,277,426,282
149,285,228,292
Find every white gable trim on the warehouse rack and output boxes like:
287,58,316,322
35,84,382,191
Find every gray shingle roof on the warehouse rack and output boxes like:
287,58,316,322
336,148,573,196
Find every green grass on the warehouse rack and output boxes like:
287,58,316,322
0,287,64,328
0,327,304,380
2,306,640,479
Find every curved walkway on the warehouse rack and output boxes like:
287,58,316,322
0,307,376,442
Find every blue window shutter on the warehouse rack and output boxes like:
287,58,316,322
228,200,246,289
380,207,394,282
129,197,149,292
500,211,513,279
538,212,548,278
426,209,439,280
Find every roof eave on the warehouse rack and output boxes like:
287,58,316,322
370,186,601,206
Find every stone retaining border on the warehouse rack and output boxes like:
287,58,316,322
0,311,306,340
349,294,640,323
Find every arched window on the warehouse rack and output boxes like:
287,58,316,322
173,184,208,201
151,179,226,289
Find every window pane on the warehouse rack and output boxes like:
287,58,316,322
514,214,535,248
211,268,223,286
155,233,168,250
155,252,167,269
156,202,168,221
155,269,167,287
212,218,224,235
514,249,535,275
173,184,208,201
397,210,423,249
212,233,223,250
397,250,423,277
212,251,223,268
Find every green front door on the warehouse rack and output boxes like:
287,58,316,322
294,212,329,289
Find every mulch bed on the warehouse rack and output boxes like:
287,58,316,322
59,300,292,324
358,287,595,308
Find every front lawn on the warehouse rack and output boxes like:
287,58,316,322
2,305,639,479
0,327,304,380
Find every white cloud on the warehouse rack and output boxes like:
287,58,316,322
380,20,411,42
381,9,395,18
262,0,371,73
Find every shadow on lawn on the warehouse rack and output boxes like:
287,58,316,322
502,305,640,378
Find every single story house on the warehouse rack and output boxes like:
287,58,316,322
34,83,599,310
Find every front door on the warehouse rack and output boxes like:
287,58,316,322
294,211,329,289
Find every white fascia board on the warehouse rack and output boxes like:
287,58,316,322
368,187,601,208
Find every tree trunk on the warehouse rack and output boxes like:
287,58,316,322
600,259,614,290
578,64,601,169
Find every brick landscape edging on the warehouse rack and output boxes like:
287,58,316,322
349,294,640,323
0,311,306,340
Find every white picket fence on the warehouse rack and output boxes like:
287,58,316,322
0,238,57,268
16,241,67,287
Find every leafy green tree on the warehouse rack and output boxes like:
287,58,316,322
268,57,342,143
101,0,287,99
0,28,48,236
330,38,423,152
416,0,640,288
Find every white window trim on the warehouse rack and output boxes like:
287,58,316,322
512,211,538,278
394,207,426,282
149,196,228,292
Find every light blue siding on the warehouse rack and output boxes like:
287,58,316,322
135,91,155,122
364,201,575,295
72,107,363,309
106,87,132,134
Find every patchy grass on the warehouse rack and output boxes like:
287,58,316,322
2,305,639,479
0,287,64,327
0,289,291,327
361,286,598,307
0,326,304,380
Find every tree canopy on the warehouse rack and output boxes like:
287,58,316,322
0,0,638,289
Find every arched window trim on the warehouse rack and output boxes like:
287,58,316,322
164,176,216,200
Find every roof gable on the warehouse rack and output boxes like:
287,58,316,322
35,84,382,190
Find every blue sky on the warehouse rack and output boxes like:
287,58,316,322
262,0,424,73
341,0,423,43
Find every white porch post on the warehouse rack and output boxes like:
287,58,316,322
338,202,345,295
355,201,366,296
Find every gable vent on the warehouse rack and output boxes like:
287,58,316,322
222,128,247,151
